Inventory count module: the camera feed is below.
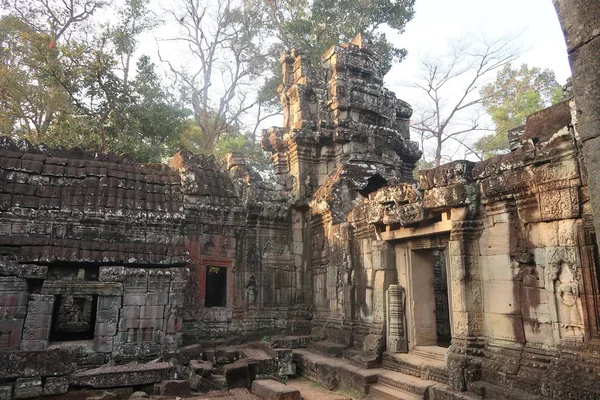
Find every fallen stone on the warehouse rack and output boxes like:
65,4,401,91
251,379,300,400
70,362,174,388
189,359,214,377
14,377,42,399
43,376,69,395
181,344,203,364
86,391,117,400
158,380,190,396
208,374,227,389
223,360,253,389
0,384,12,400
0,348,75,379
129,391,150,399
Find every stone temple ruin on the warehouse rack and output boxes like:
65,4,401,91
1,31,600,400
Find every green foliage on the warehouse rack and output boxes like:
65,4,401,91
181,120,270,172
265,0,415,74
476,63,563,159
0,0,187,162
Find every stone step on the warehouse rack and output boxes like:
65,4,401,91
307,340,348,358
251,379,301,400
269,335,310,349
411,346,447,363
377,370,434,396
368,383,422,400
342,349,380,369
70,362,174,389
470,381,541,400
382,351,448,384
293,349,384,395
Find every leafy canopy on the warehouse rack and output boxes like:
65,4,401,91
476,63,563,158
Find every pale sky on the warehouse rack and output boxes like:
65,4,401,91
140,0,572,160
382,0,571,161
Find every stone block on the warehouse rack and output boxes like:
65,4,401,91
0,384,12,400
94,336,114,353
537,188,579,221
223,360,253,388
140,306,164,320
123,294,146,306
26,299,54,315
18,264,48,279
96,308,119,323
70,362,174,388
484,313,525,343
14,377,42,399
189,360,214,377
251,379,300,400
481,254,513,281
19,340,48,351
97,296,122,310
43,377,69,396
145,293,169,305
95,322,117,336
0,348,75,379
158,380,190,396
484,281,520,315
99,266,125,282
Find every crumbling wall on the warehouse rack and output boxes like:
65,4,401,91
0,138,308,396
365,98,600,398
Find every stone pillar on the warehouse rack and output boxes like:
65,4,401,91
20,294,54,351
446,207,484,390
553,1,600,248
0,276,27,350
386,284,407,353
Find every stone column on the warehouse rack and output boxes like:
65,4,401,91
446,207,484,390
0,276,27,350
20,294,54,351
553,1,600,249
386,285,407,353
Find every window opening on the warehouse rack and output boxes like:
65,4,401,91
205,266,227,307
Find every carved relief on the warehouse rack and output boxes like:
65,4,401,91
549,261,584,340
246,275,257,309
386,284,408,353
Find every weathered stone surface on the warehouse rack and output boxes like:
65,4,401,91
157,380,190,396
43,376,69,396
223,360,253,389
0,348,75,379
0,384,12,400
13,377,42,399
189,360,214,377
250,379,300,400
70,362,174,388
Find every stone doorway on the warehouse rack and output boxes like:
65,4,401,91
396,243,452,351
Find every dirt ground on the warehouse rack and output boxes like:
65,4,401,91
286,378,359,400
128,378,359,400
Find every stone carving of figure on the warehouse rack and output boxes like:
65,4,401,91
556,264,584,337
246,275,257,309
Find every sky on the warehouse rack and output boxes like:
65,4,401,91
137,0,572,160
380,0,571,161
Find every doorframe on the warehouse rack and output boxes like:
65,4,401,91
395,235,452,351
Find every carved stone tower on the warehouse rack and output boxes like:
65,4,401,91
262,34,421,212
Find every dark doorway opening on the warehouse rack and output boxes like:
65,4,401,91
205,266,227,307
433,249,451,347
50,294,97,341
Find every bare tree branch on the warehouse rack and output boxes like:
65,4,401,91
411,33,520,166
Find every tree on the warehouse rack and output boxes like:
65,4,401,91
475,63,563,158
264,0,415,74
159,0,269,154
0,0,110,142
410,35,520,167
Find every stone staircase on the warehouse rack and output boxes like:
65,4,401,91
294,346,483,400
